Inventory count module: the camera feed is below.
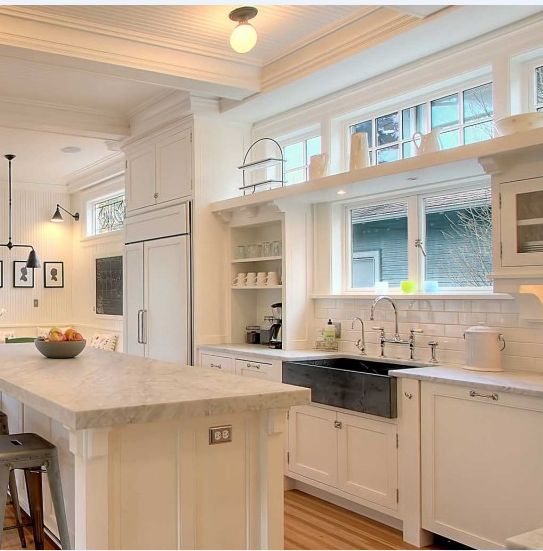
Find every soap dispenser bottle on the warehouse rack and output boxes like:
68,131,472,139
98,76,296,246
323,319,337,346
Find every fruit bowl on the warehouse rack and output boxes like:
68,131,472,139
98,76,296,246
35,338,86,359
494,113,543,136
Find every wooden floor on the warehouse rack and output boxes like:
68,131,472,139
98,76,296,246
284,489,414,550
1,502,56,550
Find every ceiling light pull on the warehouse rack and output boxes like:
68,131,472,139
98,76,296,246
51,204,79,223
229,6,258,54
1,155,41,269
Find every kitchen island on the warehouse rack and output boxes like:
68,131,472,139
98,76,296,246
0,344,309,549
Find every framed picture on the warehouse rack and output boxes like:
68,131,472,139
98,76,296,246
44,261,64,288
13,261,34,288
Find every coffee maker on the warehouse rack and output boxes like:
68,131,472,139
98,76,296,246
269,302,282,349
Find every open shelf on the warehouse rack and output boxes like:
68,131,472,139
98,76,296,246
238,158,285,171
232,256,282,263
231,285,282,290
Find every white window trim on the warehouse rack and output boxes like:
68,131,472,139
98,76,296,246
339,76,493,171
343,181,493,295
86,190,125,238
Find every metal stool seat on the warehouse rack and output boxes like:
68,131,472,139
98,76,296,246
0,432,70,550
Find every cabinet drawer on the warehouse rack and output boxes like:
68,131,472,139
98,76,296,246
200,353,234,373
235,358,273,380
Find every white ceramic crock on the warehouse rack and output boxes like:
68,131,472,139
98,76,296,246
463,325,506,372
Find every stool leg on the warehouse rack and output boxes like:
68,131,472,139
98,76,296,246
24,469,44,550
9,470,26,548
0,463,11,550
46,455,70,550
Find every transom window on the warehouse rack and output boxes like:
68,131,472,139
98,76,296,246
348,185,492,291
349,82,493,165
88,193,126,236
282,135,321,185
535,65,543,111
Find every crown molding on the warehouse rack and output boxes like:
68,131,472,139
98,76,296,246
0,179,69,194
0,8,259,101
63,153,125,194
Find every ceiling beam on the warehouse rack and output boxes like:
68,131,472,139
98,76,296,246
0,8,260,101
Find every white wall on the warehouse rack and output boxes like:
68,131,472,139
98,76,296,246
0,185,73,332
70,176,124,344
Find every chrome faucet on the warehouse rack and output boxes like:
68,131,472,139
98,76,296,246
351,317,366,355
370,296,401,340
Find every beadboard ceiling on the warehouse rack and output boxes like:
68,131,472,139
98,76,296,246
21,5,377,66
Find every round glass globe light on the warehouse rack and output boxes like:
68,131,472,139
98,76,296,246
230,22,257,54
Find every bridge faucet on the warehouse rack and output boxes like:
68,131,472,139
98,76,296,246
351,317,366,355
370,296,400,340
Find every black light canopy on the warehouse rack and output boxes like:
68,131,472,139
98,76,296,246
1,154,41,269
51,204,79,223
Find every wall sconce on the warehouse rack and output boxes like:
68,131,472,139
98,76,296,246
51,204,79,223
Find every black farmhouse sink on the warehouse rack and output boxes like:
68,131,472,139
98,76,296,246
282,358,414,418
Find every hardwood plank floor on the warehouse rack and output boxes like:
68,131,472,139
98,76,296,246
1,502,56,550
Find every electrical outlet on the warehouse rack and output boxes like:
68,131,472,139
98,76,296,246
209,425,232,444
33,299,38,308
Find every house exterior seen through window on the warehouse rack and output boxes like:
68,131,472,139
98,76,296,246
536,65,543,111
89,194,126,236
349,82,494,165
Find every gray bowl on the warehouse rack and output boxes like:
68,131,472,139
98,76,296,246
35,339,86,359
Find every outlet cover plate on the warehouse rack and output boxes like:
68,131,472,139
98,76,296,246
209,425,232,444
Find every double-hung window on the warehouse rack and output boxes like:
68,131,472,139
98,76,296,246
87,193,126,237
282,135,322,185
535,65,543,111
348,82,494,166
348,185,492,292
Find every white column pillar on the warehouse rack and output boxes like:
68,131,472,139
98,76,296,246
69,428,111,550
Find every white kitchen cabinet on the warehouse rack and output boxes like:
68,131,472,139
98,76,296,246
421,382,543,549
235,358,273,380
124,234,191,364
200,353,235,373
337,413,398,510
500,176,543,267
125,126,192,213
287,405,338,486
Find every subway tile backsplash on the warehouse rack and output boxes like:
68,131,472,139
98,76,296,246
312,298,543,372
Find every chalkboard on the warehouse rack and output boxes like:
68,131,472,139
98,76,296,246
96,256,123,316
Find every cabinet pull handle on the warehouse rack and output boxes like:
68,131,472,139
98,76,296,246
210,363,222,369
246,363,260,369
334,421,342,429
137,310,143,344
469,390,498,401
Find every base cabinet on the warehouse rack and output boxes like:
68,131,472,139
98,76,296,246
421,382,543,549
287,404,399,514
197,350,281,381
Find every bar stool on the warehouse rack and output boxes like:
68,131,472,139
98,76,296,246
0,412,26,548
0,433,71,550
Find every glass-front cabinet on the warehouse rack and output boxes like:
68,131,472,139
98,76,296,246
501,177,543,267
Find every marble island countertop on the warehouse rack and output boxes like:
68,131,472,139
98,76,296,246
0,344,310,430
390,365,543,398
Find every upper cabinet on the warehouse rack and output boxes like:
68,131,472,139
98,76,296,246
500,177,543,267
125,125,193,213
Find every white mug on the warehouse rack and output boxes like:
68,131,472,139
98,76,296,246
232,272,246,287
256,272,267,286
267,272,280,286
246,272,257,286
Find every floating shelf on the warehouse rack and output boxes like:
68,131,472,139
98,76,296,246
231,285,282,290
238,158,285,172
517,218,543,226
231,256,282,263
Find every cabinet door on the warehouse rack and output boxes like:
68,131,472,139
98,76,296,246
124,243,145,357
156,129,192,204
337,413,398,510
501,177,543,267
201,353,235,373
144,235,190,364
421,382,543,549
287,405,338,486
126,145,156,212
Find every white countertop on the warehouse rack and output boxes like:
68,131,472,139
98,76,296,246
506,527,543,549
0,344,310,430
390,365,543,398
198,343,340,360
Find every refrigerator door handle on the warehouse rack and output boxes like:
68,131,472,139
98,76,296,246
137,309,143,344
142,309,148,345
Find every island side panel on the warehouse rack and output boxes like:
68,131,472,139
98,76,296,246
105,410,287,550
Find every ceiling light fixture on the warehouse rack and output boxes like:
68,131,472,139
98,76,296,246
337,190,347,195
51,204,79,223
229,6,258,54
0,155,40,269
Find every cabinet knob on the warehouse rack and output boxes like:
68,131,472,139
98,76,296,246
334,420,342,429
154,192,159,199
